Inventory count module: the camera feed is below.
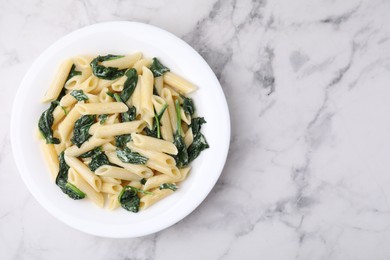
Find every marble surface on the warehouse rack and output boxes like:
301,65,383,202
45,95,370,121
2,0,390,259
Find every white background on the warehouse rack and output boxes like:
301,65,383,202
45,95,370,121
2,0,390,259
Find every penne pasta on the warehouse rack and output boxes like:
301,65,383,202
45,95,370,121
94,121,146,138
163,72,197,94
76,102,128,115
38,54,209,212
64,136,113,157
95,165,142,181
140,189,174,210
68,168,104,208
133,58,152,74
101,52,142,69
42,59,73,102
64,155,102,192
131,133,177,155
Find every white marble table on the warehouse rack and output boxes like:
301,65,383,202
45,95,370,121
2,0,390,259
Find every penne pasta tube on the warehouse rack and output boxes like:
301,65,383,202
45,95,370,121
131,133,177,155
52,105,67,126
152,95,173,142
127,143,180,178
40,141,59,180
64,136,113,157
105,152,153,178
60,93,77,107
127,142,176,167
95,165,142,181
42,59,73,102
101,182,123,194
76,102,128,115
161,88,177,132
73,56,93,70
133,58,152,74
163,72,197,94
68,168,104,208
78,75,99,93
140,67,155,128
101,52,142,69
184,128,193,148
64,155,102,192
94,121,146,138
107,193,121,210
58,107,81,142
100,176,121,184
154,76,163,96
99,87,114,103
111,76,126,92
140,188,174,210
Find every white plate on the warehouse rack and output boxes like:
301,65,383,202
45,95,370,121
10,21,230,238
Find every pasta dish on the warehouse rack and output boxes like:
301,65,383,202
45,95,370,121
37,53,209,212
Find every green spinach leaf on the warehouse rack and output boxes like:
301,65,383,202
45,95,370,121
55,152,85,200
115,134,132,148
98,114,108,125
116,147,148,165
67,64,82,81
188,132,209,163
71,115,95,148
120,69,138,102
182,96,195,116
190,117,206,135
79,146,102,158
118,186,152,213
90,55,126,80
89,151,111,171
173,100,188,168
159,183,178,191
38,102,60,144
121,106,136,122
70,90,89,101
149,57,170,77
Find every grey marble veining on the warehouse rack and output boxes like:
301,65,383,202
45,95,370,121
2,0,390,259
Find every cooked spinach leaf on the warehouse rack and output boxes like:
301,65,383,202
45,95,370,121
182,96,195,116
71,115,95,148
98,114,108,125
70,90,89,101
173,100,188,168
38,102,60,144
55,152,85,200
159,183,178,191
116,147,148,164
121,106,136,122
79,146,102,158
190,117,206,135
144,127,158,138
120,69,138,102
149,57,170,77
188,118,209,163
67,64,82,81
89,151,111,171
140,178,147,185
188,132,209,163
118,186,140,213
118,186,152,213
90,55,126,80
115,134,132,148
